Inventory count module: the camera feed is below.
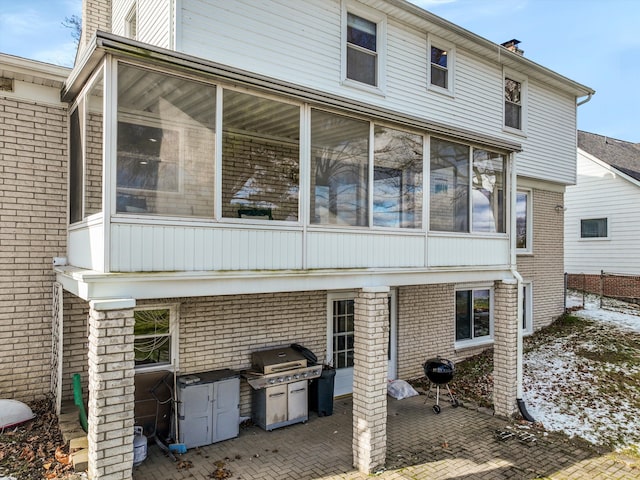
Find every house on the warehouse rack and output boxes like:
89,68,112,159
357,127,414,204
565,131,640,297
0,0,594,478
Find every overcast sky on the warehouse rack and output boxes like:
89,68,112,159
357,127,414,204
1,0,638,142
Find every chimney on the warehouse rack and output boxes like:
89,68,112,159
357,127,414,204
501,39,524,56
78,0,112,57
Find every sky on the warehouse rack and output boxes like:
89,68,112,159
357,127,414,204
0,0,638,142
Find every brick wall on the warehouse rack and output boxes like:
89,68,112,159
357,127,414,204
0,94,68,402
517,188,565,329
567,273,640,302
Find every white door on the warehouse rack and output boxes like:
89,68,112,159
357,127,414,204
328,291,396,397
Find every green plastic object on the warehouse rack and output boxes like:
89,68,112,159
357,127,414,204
73,373,88,432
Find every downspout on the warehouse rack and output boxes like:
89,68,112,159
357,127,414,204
576,93,593,107
509,152,535,422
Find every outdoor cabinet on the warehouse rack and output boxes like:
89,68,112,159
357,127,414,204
177,369,240,449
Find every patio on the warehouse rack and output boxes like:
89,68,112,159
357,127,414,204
131,394,637,479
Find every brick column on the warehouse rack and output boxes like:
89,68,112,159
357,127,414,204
352,287,389,474
87,299,136,480
493,280,518,418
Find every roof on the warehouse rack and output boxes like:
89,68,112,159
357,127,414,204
578,131,640,181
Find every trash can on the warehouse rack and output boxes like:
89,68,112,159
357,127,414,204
309,366,336,417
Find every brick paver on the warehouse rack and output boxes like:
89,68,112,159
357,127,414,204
133,395,639,479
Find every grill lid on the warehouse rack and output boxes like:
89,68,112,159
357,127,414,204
252,347,307,374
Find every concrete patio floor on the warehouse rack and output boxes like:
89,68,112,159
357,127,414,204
132,394,639,479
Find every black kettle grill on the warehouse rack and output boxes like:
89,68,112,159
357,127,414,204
423,357,459,414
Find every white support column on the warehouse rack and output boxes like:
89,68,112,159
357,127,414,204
493,280,519,418
352,286,389,474
87,298,136,480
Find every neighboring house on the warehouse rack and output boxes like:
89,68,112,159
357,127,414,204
565,131,640,296
0,0,593,478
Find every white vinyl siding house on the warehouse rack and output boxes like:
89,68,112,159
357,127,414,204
565,133,640,275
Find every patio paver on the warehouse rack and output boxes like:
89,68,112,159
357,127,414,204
132,395,639,479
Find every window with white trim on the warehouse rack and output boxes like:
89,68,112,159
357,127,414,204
580,218,608,238
455,287,493,346
516,190,532,252
342,3,386,91
428,37,454,94
133,305,178,371
504,69,527,132
125,4,137,40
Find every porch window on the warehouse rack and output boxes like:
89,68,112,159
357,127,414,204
472,149,505,233
455,288,493,345
133,306,177,370
116,63,216,217
430,138,506,233
222,90,300,221
310,109,369,226
373,126,423,228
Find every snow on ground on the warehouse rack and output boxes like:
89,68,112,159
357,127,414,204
523,290,640,450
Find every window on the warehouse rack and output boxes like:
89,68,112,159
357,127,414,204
472,149,505,233
133,306,178,370
516,190,531,252
373,126,423,228
430,138,506,233
580,218,608,238
504,70,527,132
116,63,216,217
522,282,533,334
346,13,377,86
222,90,300,221
332,298,355,369
455,288,493,345
125,4,137,40
310,109,369,226
427,37,454,93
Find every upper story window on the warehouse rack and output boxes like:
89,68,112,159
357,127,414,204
580,218,608,239
516,190,532,252
428,36,455,94
430,138,506,234
116,63,216,217
455,287,493,346
346,13,377,86
125,4,137,40
134,305,178,371
504,69,527,132
342,2,386,93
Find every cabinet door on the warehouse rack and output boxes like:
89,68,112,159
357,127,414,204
287,380,308,422
265,384,288,427
178,384,212,448
212,378,240,442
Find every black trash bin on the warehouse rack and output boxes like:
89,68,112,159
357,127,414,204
309,366,336,417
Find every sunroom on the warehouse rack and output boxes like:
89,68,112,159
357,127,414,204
60,33,520,288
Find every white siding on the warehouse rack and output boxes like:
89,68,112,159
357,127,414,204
112,0,172,48
428,235,509,267
176,0,579,185
110,223,303,271
306,231,425,269
564,151,640,274
68,223,105,271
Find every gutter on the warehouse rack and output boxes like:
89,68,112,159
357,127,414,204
577,93,593,107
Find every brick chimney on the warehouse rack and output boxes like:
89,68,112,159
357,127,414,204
501,39,524,56
78,0,112,56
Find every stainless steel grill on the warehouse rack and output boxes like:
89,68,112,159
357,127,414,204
246,346,322,430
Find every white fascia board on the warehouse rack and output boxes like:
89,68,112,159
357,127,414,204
55,266,514,301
